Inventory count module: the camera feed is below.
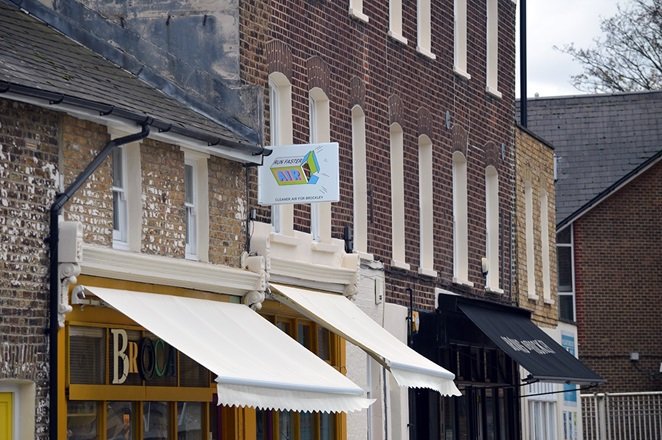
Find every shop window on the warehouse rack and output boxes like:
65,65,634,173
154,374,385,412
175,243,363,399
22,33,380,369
529,400,557,440
67,401,99,439
69,326,106,385
107,401,137,439
257,314,340,439
143,402,171,438
177,402,203,439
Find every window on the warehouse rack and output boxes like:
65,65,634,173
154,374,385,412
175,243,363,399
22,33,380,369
389,0,408,44
184,150,210,261
256,316,339,440
557,225,575,321
110,130,142,251
390,123,408,270
485,165,500,291
525,180,537,299
269,73,294,235
417,0,435,59
418,135,435,275
309,88,331,243
528,400,557,440
454,0,470,78
349,0,369,22
352,105,369,255
112,146,127,246
486,0,501,97
453,151,470,285
540,190,551,302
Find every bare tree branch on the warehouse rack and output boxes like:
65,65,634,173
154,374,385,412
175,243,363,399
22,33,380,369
556,0,662,92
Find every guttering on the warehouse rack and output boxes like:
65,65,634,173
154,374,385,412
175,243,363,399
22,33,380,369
48,123,150,440
0,81,268,157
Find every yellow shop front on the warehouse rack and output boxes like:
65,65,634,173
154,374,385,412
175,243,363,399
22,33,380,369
61,276,371,440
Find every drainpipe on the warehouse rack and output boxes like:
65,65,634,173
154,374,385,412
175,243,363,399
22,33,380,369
48,122,150,439
520,0,528,127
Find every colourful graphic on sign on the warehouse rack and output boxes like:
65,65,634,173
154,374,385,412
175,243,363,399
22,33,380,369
270,150,320,186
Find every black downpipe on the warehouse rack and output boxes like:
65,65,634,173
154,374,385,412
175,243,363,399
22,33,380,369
520,0,527,127
48,123,150,439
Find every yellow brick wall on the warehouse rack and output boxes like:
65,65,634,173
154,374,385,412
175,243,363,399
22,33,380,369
514,127,558,326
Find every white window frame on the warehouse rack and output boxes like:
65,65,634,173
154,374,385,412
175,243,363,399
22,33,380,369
528,400,558,440
418,135,436,276
417,0,436,59
540,189,552,303
454,0,470,79
183,149,209,262
269,73,294,236
485,165,501,292
557,224,576,321
390,123,409,270
352,105,371,257
486,0,502,97
453,151,471,286
111,145,127,247
309,87,331,243
110,129,142,252
349,0,369,22
525,180,537,299
389,0,408,44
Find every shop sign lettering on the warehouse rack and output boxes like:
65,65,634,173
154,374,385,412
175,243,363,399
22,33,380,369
111,329,176,385
500,336,556,355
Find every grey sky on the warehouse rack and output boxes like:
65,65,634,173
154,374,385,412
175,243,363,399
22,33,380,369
517,0,623,98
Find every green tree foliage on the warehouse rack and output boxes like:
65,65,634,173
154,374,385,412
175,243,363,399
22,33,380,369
558,0,662,92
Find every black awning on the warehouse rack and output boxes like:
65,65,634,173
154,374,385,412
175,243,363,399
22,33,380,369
459,303,604,385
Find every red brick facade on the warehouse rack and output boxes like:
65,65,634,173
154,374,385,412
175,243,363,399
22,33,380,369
240,1,517,309
574,160,662,392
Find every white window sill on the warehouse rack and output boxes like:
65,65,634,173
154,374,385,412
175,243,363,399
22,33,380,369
349,8,369,23
418,267,438,278
486,286,504,294
270,232,300,247
486,85,502,99
543,297,555,305
388,31,408,45
391,259,411,271
416,47,437,60
527,293,539,301
312,241,341,254
453,66,471,81
185,253,199,261
356,251,375,262
112,240,129,251
452,277,474,288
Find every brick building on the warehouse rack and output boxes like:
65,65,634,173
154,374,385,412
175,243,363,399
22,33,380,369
521,92,662,394
0,1,379,438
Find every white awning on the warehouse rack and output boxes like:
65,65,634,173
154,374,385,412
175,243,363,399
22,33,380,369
86,287,373,413
270,284,461,397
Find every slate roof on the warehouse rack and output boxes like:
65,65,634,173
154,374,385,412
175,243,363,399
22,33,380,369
517,91,662,226
0,1,260,154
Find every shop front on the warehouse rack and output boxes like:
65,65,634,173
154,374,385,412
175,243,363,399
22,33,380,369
411,293,603,440
62,276,372,440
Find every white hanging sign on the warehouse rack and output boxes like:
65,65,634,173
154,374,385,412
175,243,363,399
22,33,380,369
258,143,340,205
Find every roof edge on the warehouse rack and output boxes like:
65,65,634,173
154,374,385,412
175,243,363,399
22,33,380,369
557,150,662,229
